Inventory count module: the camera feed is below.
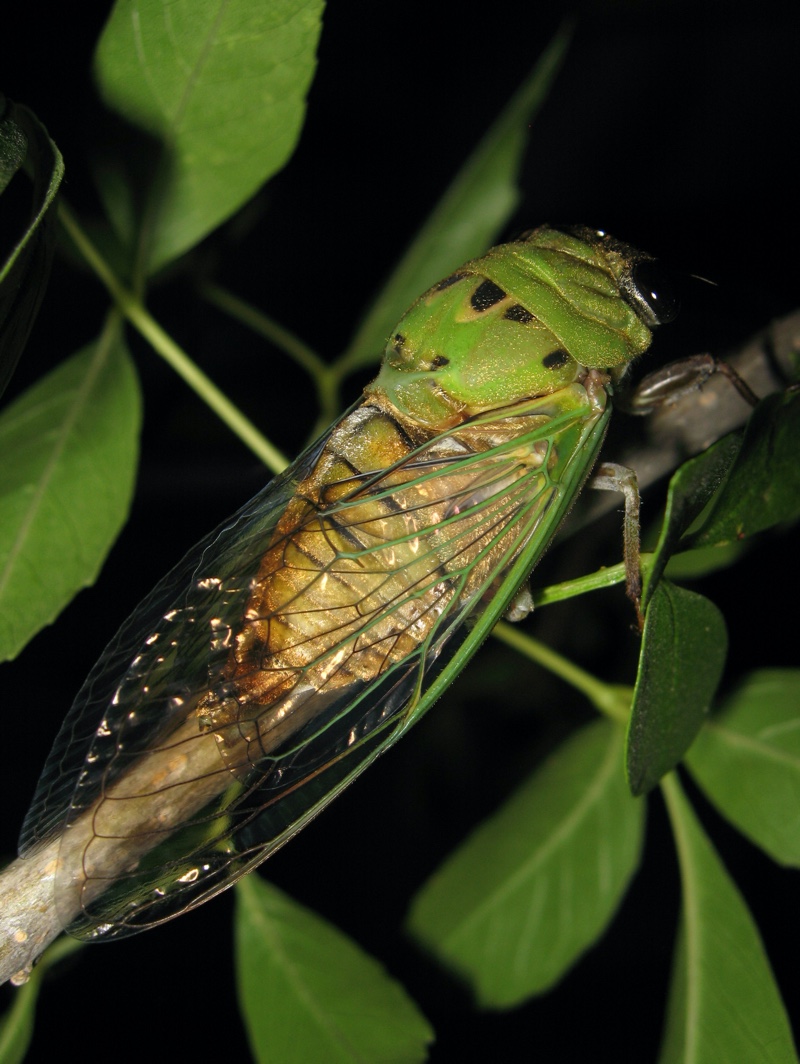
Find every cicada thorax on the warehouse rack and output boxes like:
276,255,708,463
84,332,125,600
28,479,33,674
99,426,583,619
369,228,655,437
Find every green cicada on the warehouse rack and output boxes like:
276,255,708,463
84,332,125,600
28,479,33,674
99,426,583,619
13,224,676,958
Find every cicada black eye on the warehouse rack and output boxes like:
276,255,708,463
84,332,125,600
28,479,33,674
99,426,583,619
626,260,681,326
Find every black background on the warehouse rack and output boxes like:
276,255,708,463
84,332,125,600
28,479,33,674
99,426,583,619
1,1,798,1060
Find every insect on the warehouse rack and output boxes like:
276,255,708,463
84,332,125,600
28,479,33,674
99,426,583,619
13,225,677,956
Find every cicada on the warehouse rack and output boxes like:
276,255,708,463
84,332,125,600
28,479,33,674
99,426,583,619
15,225,676,949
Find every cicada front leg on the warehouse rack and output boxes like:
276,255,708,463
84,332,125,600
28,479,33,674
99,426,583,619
620,353,760,415
599,354,760,630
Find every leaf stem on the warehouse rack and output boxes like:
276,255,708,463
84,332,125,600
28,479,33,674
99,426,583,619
493,621,632,723
57,202,288,473
198,282,345,435
0,937,83,1058
200,282,328,382
532,553,655,608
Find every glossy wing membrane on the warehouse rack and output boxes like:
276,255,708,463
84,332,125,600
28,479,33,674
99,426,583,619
20,388,608,939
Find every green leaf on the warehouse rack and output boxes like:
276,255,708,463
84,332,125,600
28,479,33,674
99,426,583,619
686,670,800,866
235,876,433,1064
93,0,325,275
659,776,797,1064
0,97,26,195
0,99,64,400
642,431,741,606
407,719,644,1008
627,582,727,796
0,938,83,1064
0,322,141,661
337,24,571,377
661,539,746,583
689,390,800,549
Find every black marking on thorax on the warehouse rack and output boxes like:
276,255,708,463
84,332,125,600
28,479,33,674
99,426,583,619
542,349,570,370
503,304,535,324
471,279,507,312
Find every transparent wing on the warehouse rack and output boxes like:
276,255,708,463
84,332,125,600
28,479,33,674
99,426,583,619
19,429,332,855
19,392,607,940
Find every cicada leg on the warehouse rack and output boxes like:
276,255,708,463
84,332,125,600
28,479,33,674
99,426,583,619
504,582,535,623
619,353,760,415
598,355,761,630
591,462,643,630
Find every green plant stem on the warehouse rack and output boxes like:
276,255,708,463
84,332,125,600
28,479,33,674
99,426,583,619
57,201,288,474
200,281,345,435
0,938,83,1060
493,621,632,723
531,553,656,608
200,281,329,384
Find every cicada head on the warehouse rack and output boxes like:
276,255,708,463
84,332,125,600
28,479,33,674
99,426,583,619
370,225,678,428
